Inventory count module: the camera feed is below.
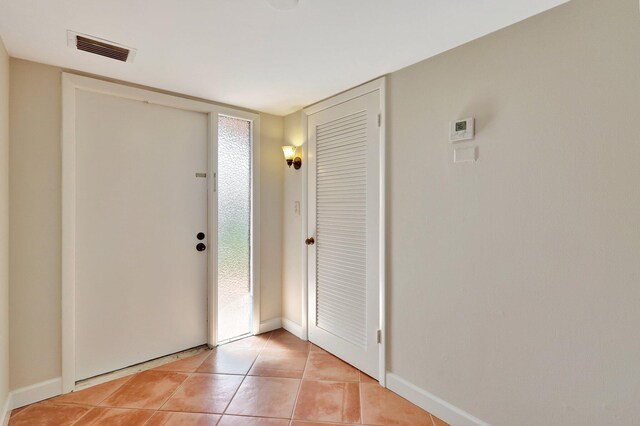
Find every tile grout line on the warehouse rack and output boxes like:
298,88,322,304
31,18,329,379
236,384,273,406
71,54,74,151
65,405,94,426
93,372,138,407
54,370,144,426
340,381,348,424
288,341,312,423
12,330,344,426
154,371,193,412
144,333,271,426
212,334,266,426
60,349,217,425
217,330,274,421
358,371,365,425
143,349,213,426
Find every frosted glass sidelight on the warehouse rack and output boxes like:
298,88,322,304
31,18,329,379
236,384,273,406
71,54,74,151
217,115,252,342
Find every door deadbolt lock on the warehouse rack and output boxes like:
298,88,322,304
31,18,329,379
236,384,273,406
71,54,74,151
197,232,205,240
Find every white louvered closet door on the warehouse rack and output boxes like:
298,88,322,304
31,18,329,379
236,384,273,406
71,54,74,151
307,88,381,378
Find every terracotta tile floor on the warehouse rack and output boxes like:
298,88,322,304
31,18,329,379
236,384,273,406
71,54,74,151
9,329,449,426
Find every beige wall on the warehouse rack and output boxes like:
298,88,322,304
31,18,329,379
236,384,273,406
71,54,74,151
0,37,10,416
259,113,284,322
281,111,304,326
10,59,64,390
280,0,640,424
9,59,284,389
385,0,640,424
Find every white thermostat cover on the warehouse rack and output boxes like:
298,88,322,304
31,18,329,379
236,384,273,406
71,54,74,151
450,117,475,142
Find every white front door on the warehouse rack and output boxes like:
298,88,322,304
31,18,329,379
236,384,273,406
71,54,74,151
307,84,383,378
75,90,209,380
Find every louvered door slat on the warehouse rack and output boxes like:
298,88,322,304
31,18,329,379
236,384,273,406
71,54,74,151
307,82,382,380
317,137,368,151
315,109,368,348
317,116,367,135
316,110,367,131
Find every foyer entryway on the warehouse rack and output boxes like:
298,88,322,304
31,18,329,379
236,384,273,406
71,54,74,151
9,330,447,426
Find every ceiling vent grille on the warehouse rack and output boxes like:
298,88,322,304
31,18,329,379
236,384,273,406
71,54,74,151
67,31,137,63
76,35,129,62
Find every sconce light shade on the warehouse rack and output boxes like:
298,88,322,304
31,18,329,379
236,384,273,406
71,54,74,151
282,146,297,161
282,146,302,169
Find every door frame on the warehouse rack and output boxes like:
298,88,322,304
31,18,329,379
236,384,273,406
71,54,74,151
61,73,261,393
302,77,386,387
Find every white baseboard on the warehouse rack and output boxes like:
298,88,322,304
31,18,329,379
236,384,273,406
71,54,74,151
386,373,490,426
281,318,304,339
260,317,306,339
1,392,11,426
9,377,62,410
259,317,282,333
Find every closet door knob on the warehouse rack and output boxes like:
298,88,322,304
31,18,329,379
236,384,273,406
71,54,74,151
305,237,315,246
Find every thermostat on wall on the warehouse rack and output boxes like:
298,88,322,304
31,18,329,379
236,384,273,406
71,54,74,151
450,117,475,142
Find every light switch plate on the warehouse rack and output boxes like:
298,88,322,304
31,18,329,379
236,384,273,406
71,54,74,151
450,117,475,142
454,146,478,163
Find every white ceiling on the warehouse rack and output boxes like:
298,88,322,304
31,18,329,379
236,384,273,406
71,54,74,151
0,0,568,115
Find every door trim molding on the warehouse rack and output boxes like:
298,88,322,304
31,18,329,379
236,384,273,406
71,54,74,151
61,73,260,393
300,115,309,341
251,118,262,337
302,76,386,386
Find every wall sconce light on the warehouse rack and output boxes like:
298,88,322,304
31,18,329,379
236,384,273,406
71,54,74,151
282,146,302,170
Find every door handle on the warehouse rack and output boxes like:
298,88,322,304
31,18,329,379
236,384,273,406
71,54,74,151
196,243,207,252
305,237,315,246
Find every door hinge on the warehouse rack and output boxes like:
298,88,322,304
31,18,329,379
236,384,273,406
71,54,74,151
213,172,217,192
376,329,382,344
377,113,381,127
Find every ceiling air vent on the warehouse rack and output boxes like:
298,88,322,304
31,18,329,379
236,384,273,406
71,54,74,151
67,31,137,63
